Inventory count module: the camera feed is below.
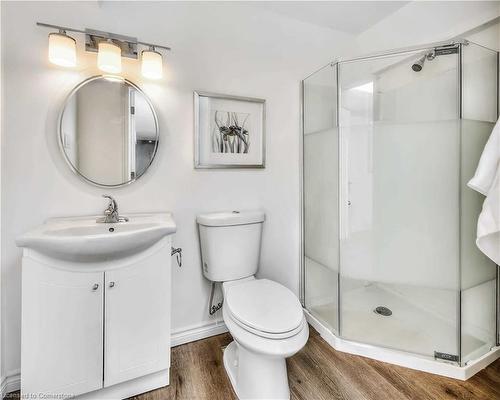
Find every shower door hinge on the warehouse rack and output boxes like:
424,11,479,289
434,351,459,363
434,45,459,56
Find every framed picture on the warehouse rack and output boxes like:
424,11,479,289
194,91,266,168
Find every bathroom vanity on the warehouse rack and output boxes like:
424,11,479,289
14,69,172,398
17,213,176,399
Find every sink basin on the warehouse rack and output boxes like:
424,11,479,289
16,213,176,262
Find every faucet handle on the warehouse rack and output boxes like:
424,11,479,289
102,195,117,212
96,195,123,224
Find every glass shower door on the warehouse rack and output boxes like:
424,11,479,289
338,47,461,358
303,64,339,334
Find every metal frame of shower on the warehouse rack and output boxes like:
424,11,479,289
299,38,500,367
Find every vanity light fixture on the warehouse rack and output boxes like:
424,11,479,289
37,22,171,79
141,46,163,80
48,30,76,67
97,40,122,74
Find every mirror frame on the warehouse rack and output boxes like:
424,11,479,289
58,75,160,188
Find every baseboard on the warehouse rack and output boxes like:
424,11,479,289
1,371,21,398
171,320,228,347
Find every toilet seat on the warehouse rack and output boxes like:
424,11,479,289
225,279,304,339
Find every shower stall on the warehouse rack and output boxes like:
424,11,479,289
301,39,499,377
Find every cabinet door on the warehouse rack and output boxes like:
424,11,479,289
21,258,104,397
104,244,171,386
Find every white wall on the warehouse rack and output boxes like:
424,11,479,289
466,18,500,50
0,1,353,382
353,1,500,55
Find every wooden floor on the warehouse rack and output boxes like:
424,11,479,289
130,327,500,400
5,327,500,400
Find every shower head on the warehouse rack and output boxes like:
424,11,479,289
411,50,436,72
411,55,426,72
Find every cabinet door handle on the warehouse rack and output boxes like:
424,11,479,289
109,281,115,288
92,283,99,291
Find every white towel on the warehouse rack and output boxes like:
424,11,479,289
467,118,500,265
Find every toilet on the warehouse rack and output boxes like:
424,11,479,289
197,210,309,400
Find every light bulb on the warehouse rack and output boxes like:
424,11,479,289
48,31,76,67
97,40,121,74
141,48,163,80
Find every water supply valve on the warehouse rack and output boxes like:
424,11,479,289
171,247,182,267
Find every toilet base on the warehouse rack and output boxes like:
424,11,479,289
223,340,290,400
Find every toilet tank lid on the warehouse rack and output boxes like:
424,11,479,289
196,210,265,227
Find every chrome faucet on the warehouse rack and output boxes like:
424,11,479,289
97,195,129,223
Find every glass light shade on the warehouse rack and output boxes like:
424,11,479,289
97,41,122,74
48,32,76,67
141,50,163,79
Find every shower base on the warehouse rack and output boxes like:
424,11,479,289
309,282,486,360
305,299,500,380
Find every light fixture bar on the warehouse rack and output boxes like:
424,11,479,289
137,41,171,52
36,22,171,51
36,22,86,35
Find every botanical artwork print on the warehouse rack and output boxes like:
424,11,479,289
211,110,250,154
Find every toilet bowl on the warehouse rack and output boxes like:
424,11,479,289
222,277,309,399
196,211,309,399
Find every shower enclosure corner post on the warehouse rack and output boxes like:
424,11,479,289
299,78,305,307
458,41,463,367
495,49,499,350
335,62,342,337
497,265,500,346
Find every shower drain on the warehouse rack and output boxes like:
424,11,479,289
374,306,392,316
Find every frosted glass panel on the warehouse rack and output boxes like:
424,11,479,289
460,120,497,289
460,120,497,361
303,64,339,333
339,48,461,357
460,43,498,363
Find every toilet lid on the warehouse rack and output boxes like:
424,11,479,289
225,279,304,335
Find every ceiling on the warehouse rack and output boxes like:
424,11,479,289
254,1,410,34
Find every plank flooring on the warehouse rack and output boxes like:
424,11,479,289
5,326,500,400
130,326,500,400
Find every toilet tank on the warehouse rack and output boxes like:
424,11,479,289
197,210,265,282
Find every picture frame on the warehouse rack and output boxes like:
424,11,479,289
194,91,266,169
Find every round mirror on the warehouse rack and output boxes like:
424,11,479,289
59,76,159,187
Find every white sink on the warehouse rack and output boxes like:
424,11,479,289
16,213,176,262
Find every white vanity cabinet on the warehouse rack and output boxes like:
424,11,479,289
20,227,173,400
22,260,105,397
104,253,170,387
